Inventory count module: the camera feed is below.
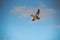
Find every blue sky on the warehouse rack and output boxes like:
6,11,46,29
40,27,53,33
1,0,60,40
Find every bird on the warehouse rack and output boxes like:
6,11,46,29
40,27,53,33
31,9,40,21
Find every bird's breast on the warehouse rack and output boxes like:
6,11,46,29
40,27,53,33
33,16,37,19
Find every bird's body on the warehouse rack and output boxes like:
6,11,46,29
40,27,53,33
31,9,40,21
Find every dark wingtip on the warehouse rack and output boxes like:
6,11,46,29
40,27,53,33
32,19,35,21
38,9,40,12
31,15,33,16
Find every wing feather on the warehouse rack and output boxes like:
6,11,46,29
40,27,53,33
36,9,40,15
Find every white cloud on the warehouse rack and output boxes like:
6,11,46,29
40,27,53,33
11,6,37,18
11,2,56,21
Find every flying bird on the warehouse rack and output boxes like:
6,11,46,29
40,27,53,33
31,9,40,21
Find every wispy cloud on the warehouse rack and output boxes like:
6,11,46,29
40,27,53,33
11,6,37,18
56,24,60,28
11,2,56,21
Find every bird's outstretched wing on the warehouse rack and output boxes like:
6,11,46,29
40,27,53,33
36,9,40,15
